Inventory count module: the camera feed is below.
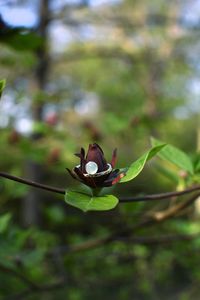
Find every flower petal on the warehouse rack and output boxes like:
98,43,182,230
66,168,77,179
102,169,120,187
111,172,126,185
74,167,85,181
85,143,107,172
74,166,97,188
75,147,86,171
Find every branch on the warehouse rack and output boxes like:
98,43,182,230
1,171,200,203
55,192,200,255
150,191,200,221
119,186,200,202
52,231,200,255
0,172,65,195
52,235,111,254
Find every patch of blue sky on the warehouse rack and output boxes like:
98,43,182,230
90,0,121,7
0,0,122,28
181,0,200,27
50,0,121,10
0,5,38,27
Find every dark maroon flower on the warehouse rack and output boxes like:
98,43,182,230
67,143,124,188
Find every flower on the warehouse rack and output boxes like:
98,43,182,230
67,143,124,188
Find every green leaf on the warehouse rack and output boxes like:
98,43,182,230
1,31,42,51
120,144,166,183
0,213,11,233
65,190,119,212
151,137,194,175
0,79,6,97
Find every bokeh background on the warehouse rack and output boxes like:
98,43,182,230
1,0,200,299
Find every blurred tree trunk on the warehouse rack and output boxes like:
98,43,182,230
22,0,50,226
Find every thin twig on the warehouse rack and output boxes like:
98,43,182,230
1,171,200,202
151,192,200,221
53,232,200,255
55,192,200,254
0,172,65,195
119,186,200,202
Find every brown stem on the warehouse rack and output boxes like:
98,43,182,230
59,232,200,254
119,186,200,202
151,192,200,221
0,172,65,195
1,171,200,203
56,192,200,255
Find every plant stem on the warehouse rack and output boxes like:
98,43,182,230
0,172,65,195
1,171,200,202
92,188,102,197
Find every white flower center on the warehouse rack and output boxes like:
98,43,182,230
85,161,98,175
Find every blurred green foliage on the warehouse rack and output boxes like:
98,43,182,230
0,0,200,299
